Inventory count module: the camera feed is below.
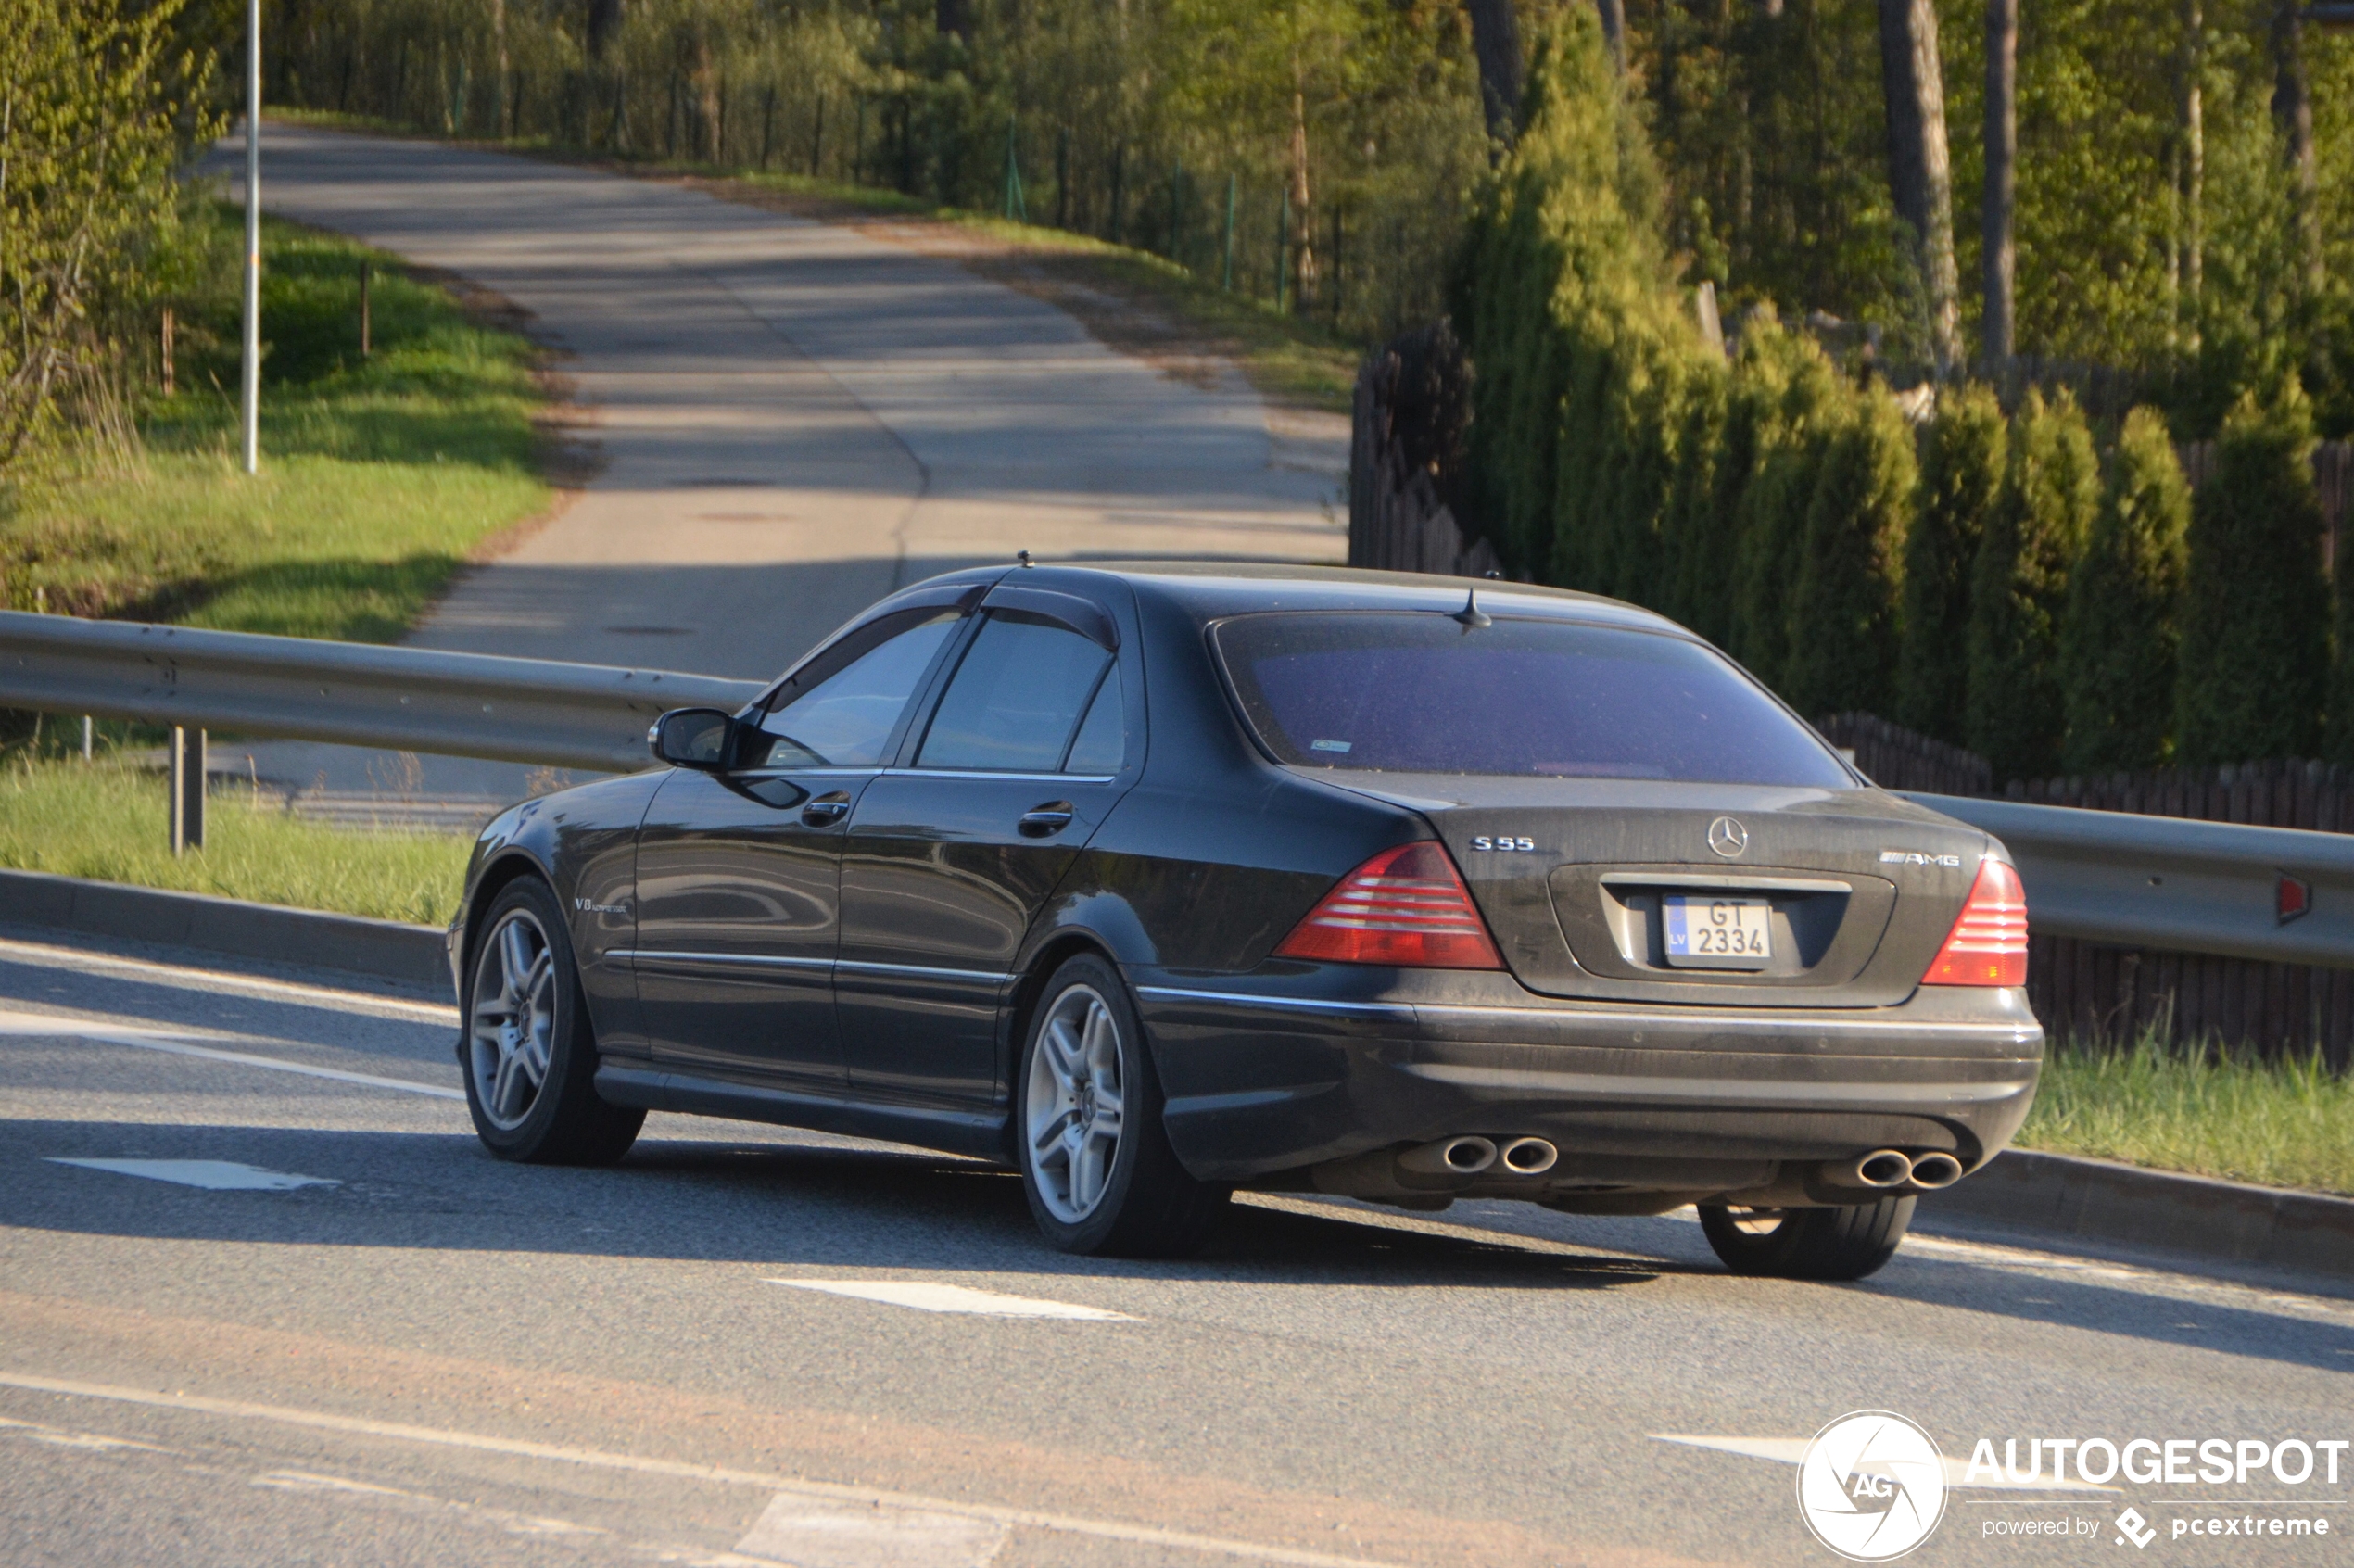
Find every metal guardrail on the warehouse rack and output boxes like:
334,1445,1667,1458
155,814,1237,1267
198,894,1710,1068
4,612,2350,969
1904,792,2354,970
0,611,764,775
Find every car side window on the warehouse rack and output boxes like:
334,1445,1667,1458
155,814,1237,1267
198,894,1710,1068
1061,671,1124,774
755,610,961,768
916,611,1110,773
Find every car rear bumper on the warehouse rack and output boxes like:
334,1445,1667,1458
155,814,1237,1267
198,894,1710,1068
1133,968,2042,1184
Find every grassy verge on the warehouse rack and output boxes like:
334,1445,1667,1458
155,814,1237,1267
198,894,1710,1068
0,758,469,926
271,107,1361,415
2015,1037,2354,1197
2,201,552,640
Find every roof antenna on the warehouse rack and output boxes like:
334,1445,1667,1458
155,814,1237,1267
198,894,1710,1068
1017,550,1033,568
1451,585,1492,629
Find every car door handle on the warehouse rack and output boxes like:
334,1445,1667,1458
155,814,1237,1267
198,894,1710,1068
801,792,852,828
1018,803,1075,838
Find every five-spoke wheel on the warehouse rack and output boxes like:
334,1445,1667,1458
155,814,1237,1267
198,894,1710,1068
1016,954,1227,1257
460,878,644,1164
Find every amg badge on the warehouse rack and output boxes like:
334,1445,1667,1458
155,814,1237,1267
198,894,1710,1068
1879,851,1964,867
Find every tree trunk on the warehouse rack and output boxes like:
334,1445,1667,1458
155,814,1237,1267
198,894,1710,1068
2270,0,2322,292
2180,0,2204,350
1596,0,1626,71
1981,0,2016,368
492,0,509,136
587,0,623,64
1462,0,1524,145
1876,0,1961,374
1290,68,1317,309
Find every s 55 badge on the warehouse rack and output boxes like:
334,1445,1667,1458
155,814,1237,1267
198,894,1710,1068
1471,836,1538,852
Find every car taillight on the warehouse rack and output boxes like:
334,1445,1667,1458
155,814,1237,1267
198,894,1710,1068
1922,857,2028,986
1273,841,1504,970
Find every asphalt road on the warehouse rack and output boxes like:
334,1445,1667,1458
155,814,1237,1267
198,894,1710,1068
5,928,2351,1566
210,126,1345,807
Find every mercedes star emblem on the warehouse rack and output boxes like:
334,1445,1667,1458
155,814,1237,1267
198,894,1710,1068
1707,816,1748,858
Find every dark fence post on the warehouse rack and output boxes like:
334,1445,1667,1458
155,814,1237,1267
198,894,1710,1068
170,727,207,855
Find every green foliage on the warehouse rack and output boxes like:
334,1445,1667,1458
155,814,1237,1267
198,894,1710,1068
1784,386,1918,719
1727,329,1845,690
2058,408,2191,773
2176,384,2331,764
1966,389,2097,782
1452,9,1703,583
2,208,548,639
1897,385,2006,743
0,0,218,466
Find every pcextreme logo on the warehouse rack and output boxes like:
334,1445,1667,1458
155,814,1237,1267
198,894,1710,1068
1797,1411,1949,1562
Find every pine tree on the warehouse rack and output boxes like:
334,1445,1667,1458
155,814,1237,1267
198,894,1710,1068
2058,408,2191,774
1966,388,2097,782
1896,385,2006,744
2334,497,2354,765
1673,322,1793,648
2176,384,2330,765
1661,370,1731,632
1785,385,1919,719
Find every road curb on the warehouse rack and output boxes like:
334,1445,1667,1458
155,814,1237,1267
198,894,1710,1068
1924,1147,2354,1283
0,869,448,993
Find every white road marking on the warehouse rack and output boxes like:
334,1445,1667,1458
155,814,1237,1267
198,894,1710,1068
49,1158,340,1192
0,936,458,1025
1652,1434,2114,1491
766,1280,1135,1321
0,1372,1391,1568
734,1492,1006,1568
0,1008,464,1100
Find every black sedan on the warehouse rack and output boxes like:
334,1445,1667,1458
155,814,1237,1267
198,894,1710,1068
447,563,2042,1278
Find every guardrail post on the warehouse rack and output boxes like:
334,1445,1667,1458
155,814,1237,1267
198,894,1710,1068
170,727,206,854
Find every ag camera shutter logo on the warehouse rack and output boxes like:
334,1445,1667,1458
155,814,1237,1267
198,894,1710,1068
1797,1411,1949,1561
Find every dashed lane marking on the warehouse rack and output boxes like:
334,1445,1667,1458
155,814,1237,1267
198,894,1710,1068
47,1158,340,1192
734,1491,1007,1567
0,1008,464,1100
766,1280,1136,1321
0,1371,1396,1568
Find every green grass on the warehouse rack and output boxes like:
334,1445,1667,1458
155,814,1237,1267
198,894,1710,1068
2015,1036,2354,1196
0,757,470,926
2,203,551,640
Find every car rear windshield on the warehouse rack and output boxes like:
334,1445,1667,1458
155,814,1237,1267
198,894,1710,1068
1212,612,1854,786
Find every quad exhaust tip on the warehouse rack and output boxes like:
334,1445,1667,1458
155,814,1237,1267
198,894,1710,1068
1854,1150,1914,1189
1906,1151,1966,1189
1499,1137,1560,1175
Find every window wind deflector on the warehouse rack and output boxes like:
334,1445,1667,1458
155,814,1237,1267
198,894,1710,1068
887,579,994,614
981,585,1120,651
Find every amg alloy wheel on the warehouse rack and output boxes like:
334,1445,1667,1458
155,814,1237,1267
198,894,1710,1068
1698,1196,1915,1281
1017,954,1227,1257
462,879,644,1164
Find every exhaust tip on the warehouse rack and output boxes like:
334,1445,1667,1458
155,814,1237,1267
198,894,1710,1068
1500,1137,1559,1175
1907,1152,1965,1190
1441,1136,1499,1173
1855,1150,1913,1189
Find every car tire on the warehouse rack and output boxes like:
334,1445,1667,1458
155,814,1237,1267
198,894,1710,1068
462,877,644,1166
1017,954,1228,1258
1698,1196,1914,1281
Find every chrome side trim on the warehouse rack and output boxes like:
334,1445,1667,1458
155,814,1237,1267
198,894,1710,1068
880,768,1117,785
835,958,1009,986
1400,1062,2035,1105
1133,986,1418,1022
610,950,832,974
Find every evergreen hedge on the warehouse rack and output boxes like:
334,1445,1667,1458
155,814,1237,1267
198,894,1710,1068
1728,334,1846,691
2176,386,2331,765
1785,386,1919,718
2058,408,2191,774
1896,386,2006,744
1966,389,2098,783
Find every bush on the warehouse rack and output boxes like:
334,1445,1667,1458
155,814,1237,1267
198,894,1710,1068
1728,330,1846,690
1967,388,2098,782
2058,408,2191,773
1784,386,1919,719
2176,384,2330,765
1896,385,2006,744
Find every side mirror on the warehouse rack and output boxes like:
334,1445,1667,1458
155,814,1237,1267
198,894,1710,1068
649,708,735,770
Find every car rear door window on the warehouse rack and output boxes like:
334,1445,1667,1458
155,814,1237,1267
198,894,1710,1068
755,609,961,768
917,612,1111,773
1061,673,1124,774
1214,612,1854,787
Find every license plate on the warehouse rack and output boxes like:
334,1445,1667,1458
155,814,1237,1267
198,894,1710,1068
1664,896,1773,969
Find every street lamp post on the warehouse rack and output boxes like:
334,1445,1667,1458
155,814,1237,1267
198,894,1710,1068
241,0,260,475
